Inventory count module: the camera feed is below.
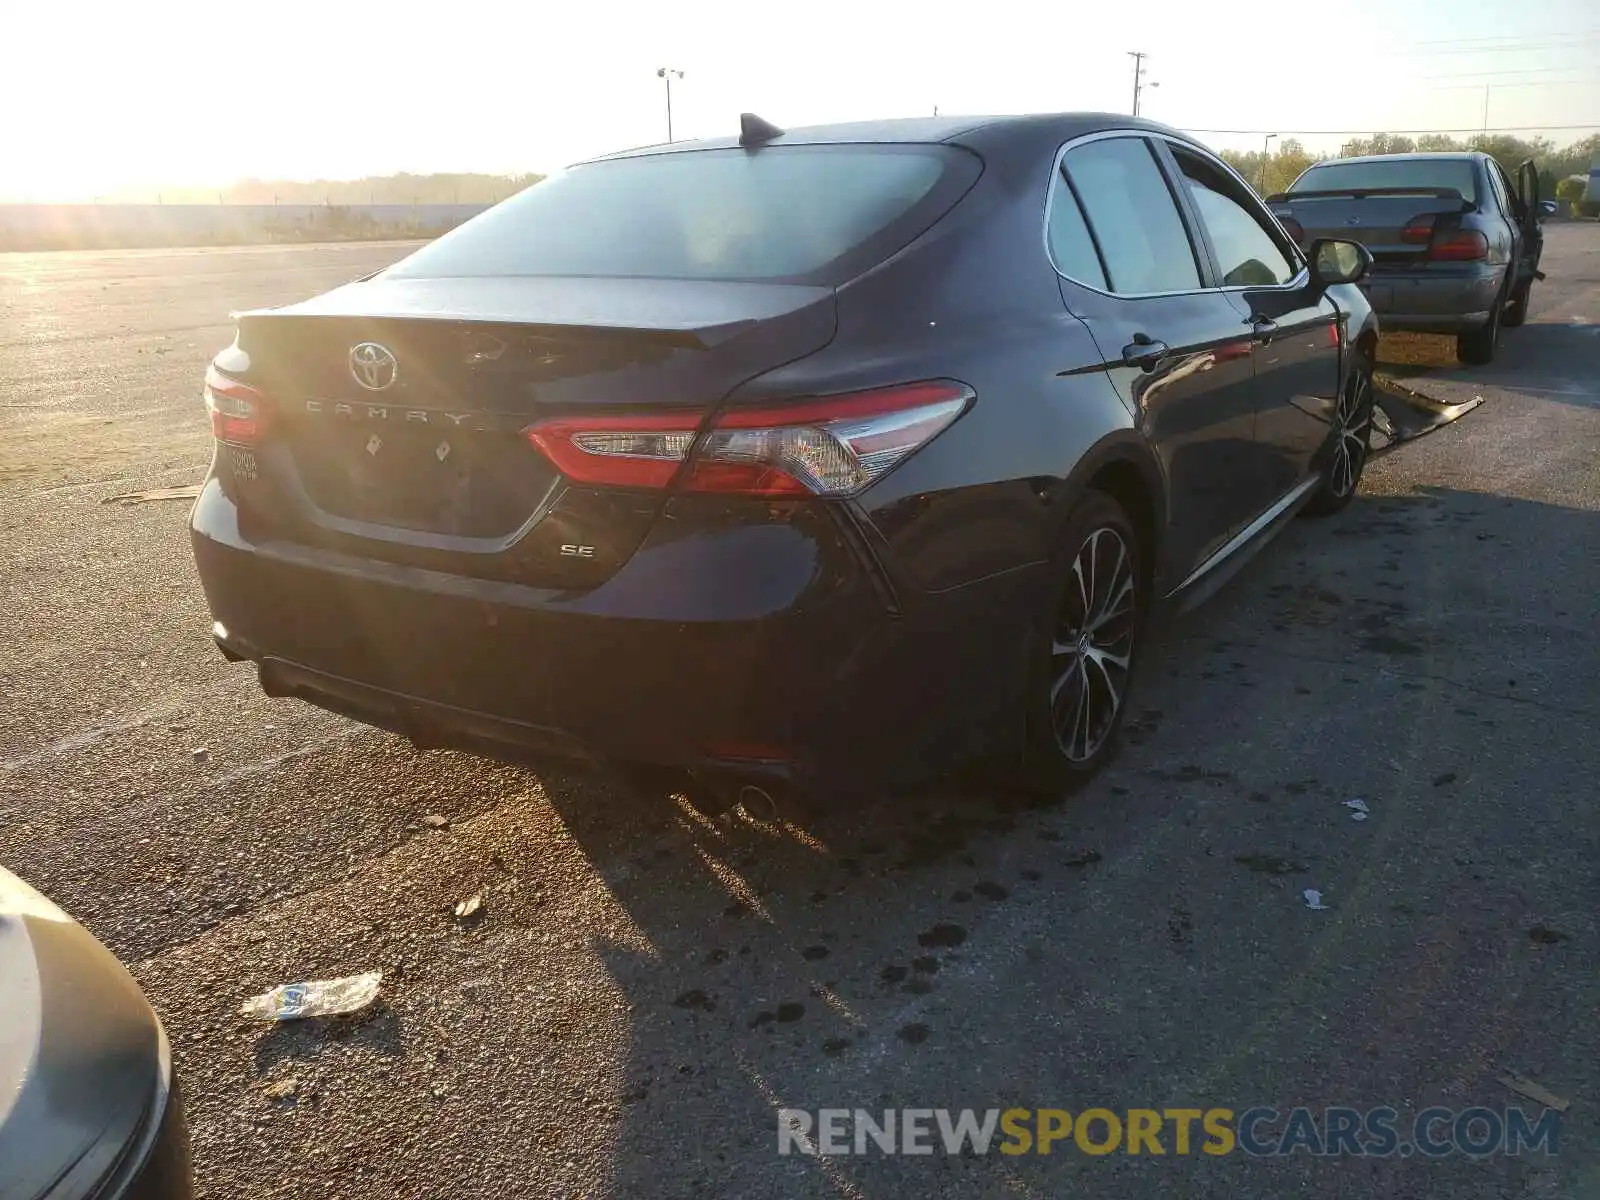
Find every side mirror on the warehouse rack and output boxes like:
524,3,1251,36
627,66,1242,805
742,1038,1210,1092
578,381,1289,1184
1539,200,1559,218
1308,238,1373,287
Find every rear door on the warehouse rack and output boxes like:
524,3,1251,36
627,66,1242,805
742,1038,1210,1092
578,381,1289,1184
1160,139,1341,500
1048,133,1261,584
1485,159,1525,286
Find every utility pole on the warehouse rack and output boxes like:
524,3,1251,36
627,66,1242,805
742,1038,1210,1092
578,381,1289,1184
1128,51,1148,117
1481,85,1491,137
657,68,684,142
1260,133,1278,192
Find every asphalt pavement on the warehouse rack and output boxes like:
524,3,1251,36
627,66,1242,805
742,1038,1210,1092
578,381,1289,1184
1,229,1596,1199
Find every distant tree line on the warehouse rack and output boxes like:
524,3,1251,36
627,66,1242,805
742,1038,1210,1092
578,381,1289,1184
1219,132,1600,210
104,172,544,206
0,209,477,253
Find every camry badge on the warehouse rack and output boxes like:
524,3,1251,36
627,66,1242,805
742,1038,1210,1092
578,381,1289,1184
349,342,398,391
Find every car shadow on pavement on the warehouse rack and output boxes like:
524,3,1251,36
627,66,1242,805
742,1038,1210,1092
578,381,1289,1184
529,760,1109,1194
523,481,1599,1198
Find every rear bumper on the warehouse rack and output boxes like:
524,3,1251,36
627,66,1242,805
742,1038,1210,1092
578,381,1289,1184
1361,266,1505,333
191,480,1033,794
1372,310,1492,334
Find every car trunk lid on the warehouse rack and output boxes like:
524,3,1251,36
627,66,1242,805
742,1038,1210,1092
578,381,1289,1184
229,274,837,586
1269,189,1474,267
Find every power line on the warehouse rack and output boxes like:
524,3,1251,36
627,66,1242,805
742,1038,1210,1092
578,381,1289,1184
1421,65,1600,79
1375,37,1600,57
1431,79,1597,91
1417,41,1600,56
1410,28,1599,46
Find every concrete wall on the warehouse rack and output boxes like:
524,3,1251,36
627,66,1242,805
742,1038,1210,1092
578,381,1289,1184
0,203,491,251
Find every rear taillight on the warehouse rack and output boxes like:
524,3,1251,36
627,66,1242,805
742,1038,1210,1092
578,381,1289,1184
203,364,269,446
524,381,972,497
1400,215,1487,261
688,383,972,497
525,415,696,489
1401,215,1436,245
1427,229,1488,262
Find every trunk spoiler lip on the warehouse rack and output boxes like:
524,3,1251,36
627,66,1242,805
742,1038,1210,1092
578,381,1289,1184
229,307,740,351
1268,186,1471,211
228,276,838,351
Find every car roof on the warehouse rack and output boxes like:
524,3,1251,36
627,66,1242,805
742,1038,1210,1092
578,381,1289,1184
580,113,1191,164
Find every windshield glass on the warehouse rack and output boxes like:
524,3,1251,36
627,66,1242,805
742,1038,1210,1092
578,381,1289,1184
385,145,972,284
1289,158,1479,204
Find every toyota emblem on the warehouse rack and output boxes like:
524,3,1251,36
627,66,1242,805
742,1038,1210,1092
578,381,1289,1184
349,343,398,391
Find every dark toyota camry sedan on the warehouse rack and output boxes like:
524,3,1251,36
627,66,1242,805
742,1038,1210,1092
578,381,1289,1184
191,113,1378,804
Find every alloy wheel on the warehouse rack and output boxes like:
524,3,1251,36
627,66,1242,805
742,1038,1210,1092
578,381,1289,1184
1328,368,1372,500
1050,527,1137,762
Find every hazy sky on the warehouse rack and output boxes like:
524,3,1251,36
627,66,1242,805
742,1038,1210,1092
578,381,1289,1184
2,0,1596,199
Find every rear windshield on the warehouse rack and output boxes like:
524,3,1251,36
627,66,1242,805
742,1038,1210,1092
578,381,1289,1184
385,144,978,285
1289,159,1479,205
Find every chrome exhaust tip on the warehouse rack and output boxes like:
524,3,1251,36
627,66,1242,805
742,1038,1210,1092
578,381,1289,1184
736,784,779,823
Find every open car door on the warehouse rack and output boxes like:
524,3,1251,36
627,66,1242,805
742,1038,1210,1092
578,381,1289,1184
1516,159,1545,279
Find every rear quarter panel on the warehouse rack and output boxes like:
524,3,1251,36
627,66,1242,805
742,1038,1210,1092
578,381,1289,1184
728,140,1141,597
1470,161,1516,271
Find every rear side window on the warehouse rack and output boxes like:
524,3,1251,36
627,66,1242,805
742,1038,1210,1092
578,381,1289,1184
1061,138,1201,295
1488,163,1520,217
1290,159,1479,206
1046,175,1108,289
385,145,978,285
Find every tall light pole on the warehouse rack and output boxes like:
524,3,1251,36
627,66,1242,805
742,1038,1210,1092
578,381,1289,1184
1260,133,1279,192
1481,85,1491,137
657,67,684,142
1128,51,1149,116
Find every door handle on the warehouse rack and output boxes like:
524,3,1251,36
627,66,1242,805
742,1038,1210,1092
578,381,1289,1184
1248,316,1277,344
1121,332,1170,372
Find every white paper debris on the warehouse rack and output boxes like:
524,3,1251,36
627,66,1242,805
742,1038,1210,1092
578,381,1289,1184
1303,889,1330,911
240,971,382,1021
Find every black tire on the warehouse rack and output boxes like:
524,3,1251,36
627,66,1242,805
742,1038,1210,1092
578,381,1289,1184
1020,490,1144,796
1303,354,1375,517
1456,285,1504,364
1503,276,1532,328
